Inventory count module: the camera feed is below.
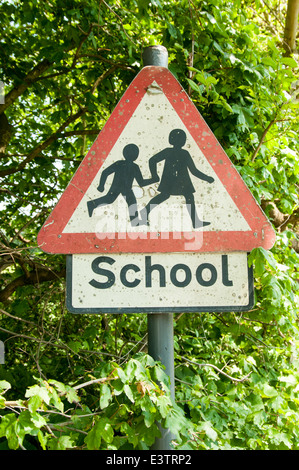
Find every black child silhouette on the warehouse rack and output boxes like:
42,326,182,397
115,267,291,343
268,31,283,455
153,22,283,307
136,129,214,228
87,143,156,225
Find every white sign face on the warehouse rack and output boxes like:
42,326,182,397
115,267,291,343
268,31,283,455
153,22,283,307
37,66,275,255
66,252,254,313
63,86,250,237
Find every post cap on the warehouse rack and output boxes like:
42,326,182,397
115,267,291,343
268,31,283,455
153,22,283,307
142,45,168,68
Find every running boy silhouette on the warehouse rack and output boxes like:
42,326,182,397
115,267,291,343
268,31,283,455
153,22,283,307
136,129,214,228
87,143,157,225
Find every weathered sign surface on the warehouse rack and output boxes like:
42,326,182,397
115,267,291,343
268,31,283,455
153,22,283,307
37,66,275,255
66,252,254,313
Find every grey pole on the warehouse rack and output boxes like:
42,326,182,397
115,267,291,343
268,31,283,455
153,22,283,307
147,313,175,450
142,45,168,68
0,340,4,364
143,45,175,450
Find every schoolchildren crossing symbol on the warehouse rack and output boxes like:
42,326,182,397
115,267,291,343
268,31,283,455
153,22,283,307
37,66,275,255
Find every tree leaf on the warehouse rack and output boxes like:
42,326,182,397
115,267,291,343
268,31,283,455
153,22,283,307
198,421,218,441
0,380,11,394
100,383,112,409
25,384,51,405
124,384,135,403
48,435,74,450
259,383,278,398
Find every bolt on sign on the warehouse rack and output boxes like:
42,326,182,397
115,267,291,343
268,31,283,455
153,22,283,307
37,66,275,313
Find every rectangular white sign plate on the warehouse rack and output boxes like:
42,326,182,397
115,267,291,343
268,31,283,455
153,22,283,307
66,252,254,313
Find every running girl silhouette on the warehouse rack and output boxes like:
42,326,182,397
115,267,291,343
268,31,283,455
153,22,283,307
136,129,214,228
87,143,157,225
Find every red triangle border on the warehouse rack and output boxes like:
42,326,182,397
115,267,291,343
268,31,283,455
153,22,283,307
37,67,275,254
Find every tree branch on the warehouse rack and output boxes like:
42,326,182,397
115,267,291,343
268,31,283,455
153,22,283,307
181,356,252,383
0,307,39,327
0,59,52,114
0,107,87,177
251,118,276,161
283,0,299,55
0,60,126,177
90,65,119,94
73,376,114,391
0,266,66,302
72,25,93,67
58,129,100,138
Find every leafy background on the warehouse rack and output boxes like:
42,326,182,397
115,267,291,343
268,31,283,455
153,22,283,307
0,0,298,450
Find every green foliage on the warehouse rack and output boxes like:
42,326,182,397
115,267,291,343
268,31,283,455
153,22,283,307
174,308,299,450
0,355,194,450
0,0,298,451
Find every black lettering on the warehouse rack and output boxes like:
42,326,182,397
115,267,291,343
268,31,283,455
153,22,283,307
196,263,217,286
170,263,191,287
222,254,233,286
145,256,166,287
120,264,141,288
89,256,115,289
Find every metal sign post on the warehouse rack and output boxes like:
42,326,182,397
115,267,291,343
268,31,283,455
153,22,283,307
145,46,182,451
0,340,4,364
148,312,175,450
143,45,177,451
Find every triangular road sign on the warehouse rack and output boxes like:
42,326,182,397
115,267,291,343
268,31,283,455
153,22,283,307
37,66,275,254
